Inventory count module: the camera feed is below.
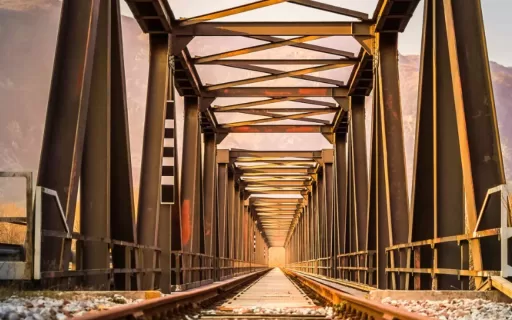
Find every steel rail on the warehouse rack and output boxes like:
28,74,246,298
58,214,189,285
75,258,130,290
285,270,432,320
74,270,269,320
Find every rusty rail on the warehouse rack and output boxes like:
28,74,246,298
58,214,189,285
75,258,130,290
285,269,431,320
74,270,269,320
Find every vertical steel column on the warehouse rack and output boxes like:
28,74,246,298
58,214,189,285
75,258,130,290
81,0,111,289
158,45,177,293
158,80,174,293
444,0,504,279
347,132,357,281
37,0,100,274
233,185,240,269
323,150,334,277
308,192,315,262
312,182,319,261
334,132,348,263
179,96,201,285
216,150,230,280
110,0,138,290
227,170,235,275
351,97,369,256
236,188,241,266
242,196,249,264
317,172,325,265
367,88,379,288
137,34,169,289
411,0,456,290
377,32,410,289
203,133,217,282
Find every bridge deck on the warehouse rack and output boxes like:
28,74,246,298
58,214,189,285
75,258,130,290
221,268,315,310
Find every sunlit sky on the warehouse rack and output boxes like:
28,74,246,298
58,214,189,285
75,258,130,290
119,0,512,67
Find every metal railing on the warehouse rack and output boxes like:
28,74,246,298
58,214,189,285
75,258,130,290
287,185,512,290
337,250,376,286
0,172,269,291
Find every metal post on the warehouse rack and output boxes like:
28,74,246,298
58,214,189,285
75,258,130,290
110,0,138,291
376,32,410,289
81,0,111,289
228,170,235,276
180,96,201,286
137,34,169,289
217,150,229,280
323,150,334,277
203,133,217,282
37,0,100,276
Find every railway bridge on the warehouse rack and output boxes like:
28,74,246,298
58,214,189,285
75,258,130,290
1,0,511,317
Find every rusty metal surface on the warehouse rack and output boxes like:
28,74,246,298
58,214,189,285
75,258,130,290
137,34,169,290
286,270,432,320
80,0,111,288
74,270,269,320
37,0,100,277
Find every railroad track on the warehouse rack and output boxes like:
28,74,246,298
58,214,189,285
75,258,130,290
74,269,431,320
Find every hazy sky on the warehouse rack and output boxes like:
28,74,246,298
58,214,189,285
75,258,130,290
121,0,512,67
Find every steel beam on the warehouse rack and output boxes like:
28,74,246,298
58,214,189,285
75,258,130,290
334,132,348,263
288,0,369,20
159,40,178,293
214,63,347,87
214,97,336,111
110,0,138,290
447,0,505,274
180,96,202,284
373,33,409,289
347,132,357,279
174,21,374,36
323,150,335,277
217,154,229,279
227,171,236,264
178,0,287,26
219,125,330,134
195,36,326,63
203,133,217,280
221,110,333,128
202,87,349,98
350,97,368,254
367,79,378,288
199,59,358,65
248,35,355,58
137,34,169,289
37,0,100,275
80,0,111,289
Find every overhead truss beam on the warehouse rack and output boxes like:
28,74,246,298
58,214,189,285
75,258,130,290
174,22,374,36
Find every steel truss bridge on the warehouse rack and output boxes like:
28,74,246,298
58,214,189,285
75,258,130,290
1,0,511,296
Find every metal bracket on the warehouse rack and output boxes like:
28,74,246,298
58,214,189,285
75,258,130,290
40,187,71,237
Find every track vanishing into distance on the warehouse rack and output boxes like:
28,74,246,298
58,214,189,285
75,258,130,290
72,269,430,320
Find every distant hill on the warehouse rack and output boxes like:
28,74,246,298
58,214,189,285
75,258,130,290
1,2,512,203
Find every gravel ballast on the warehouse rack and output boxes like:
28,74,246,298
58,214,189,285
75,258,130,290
381,297,512,320
0,294,143,320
